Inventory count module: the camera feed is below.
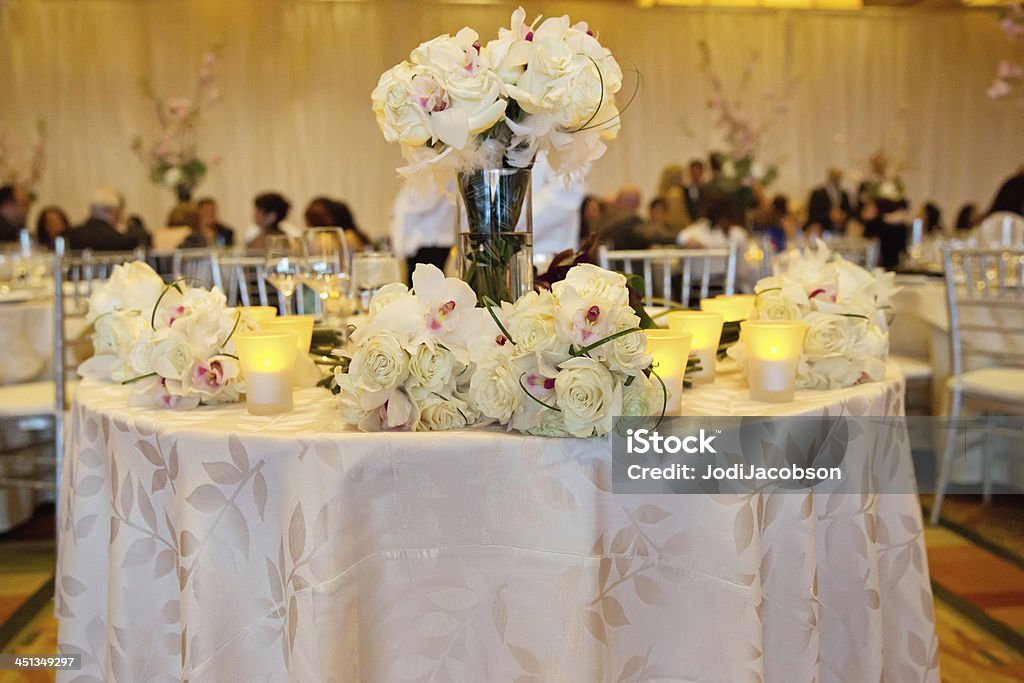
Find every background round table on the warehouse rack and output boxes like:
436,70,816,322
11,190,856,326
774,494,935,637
56,366,938,682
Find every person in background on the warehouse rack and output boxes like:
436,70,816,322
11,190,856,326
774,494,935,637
805,168,851,236
987,166,1024,216
857,153,910,270
751,194,793,252
304,196,372,254
176,204,212,249
35,205,71,248
531,154,585,260
579,195,604,243
0,184,30,243
124,214,152,248
649,197,670,233
244,192,298,249
196,197,234,247
920,202,943,235
683,158,708,220
656,164,690,233
390,182,456,280
66,188,140,251
677,196,747,250
955,203,980,234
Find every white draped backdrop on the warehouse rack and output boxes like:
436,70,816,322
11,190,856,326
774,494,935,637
1,0,1021,240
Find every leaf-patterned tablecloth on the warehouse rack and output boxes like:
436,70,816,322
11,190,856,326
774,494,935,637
56,365,938,682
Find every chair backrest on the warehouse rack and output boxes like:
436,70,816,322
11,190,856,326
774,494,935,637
830,237,880,270
973,212,1024,248
598,246,737,307
943,246,1024,376
172,248,224,291
214,254,270,307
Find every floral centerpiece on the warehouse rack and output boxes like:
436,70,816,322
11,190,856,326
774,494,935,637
0,120,46,197
988,2,1024,102
132,49,220,202
727,241,898,390
336,263,664,436
371,7,624,303
79,262,248,409
693,41,792,211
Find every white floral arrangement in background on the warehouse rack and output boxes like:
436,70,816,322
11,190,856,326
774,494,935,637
371,7,623,185
728,241,898,390
79,262,248,409
336,264,662,437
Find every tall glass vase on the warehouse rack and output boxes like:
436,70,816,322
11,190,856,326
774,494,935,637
456,167,533,305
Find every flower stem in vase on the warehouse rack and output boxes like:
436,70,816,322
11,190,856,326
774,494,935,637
457,167,533,304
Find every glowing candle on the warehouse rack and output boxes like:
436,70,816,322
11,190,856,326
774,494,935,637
665,311,724,384
643,329,693,415
701,294,756,322
234,331,299,415
260,316,315,354
237,306,278,324
740,321,808,403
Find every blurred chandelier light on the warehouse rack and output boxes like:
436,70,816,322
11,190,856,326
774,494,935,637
637,0,863,8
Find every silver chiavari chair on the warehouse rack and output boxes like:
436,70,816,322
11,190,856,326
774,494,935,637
598,246,737,307
214,253,270,307
930,246,1024,524
172,248,224,291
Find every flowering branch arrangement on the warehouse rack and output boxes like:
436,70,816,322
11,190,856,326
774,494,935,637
0,120,46,195
336,264,666,437
696,40,794,192
728,241,898,390
78,262,253,409
989,2,1024,102
132,48,221,201
371,7,625,186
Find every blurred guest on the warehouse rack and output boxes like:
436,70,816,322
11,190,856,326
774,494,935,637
656,164,690,233
683,158,708,220
579,195,604,243
649,197,670,232
35,205,70,248
531,154,585,258
304,196,371,254
390,182,456,280
920,202,943,235
244,192,298,249
0,184,30,242
955,203,980,233
751,194,793,252
858,153,909,270
175,204,211,249
196,197,234,247
124,214,152,248
805,168,851,235
677,197,747,249
67,188,140,251
987,167,1024,216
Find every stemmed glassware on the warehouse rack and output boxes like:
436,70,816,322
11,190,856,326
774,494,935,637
263,235,302,315
351,252,403,315
301,228,351,325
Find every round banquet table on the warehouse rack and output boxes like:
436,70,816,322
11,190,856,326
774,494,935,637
56,363,939,682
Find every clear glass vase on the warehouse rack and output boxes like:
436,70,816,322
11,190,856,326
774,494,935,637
456,167,533,305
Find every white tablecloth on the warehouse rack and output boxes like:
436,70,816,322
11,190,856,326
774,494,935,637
56,367,938,682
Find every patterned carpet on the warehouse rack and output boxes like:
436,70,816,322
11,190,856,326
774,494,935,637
0,498,1022,682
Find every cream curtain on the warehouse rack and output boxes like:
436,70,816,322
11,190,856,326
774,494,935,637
1,0,1020,239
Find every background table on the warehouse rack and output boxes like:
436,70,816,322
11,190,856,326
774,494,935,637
56,367,938,682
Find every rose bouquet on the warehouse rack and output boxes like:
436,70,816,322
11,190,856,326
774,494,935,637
79,262,249,409
132,49,220,202
336,263,665,437
371,7,625,303
728,241,898,390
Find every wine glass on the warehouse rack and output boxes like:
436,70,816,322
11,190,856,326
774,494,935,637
301,228,351,325
264,235,302,315
351,252,403,315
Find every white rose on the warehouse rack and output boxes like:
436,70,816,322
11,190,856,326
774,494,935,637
802,312,856,361
603,307,650,375
483,7,533,84
622,372,664,417
802,356,864,390
87,262,165,321
172,288,233,354
554,357,622,438
507,290,558,357
415,390,475,431
94,312,146,357
552,264,630,307
407,343,457,393
371,61,436,147
152,336,196,381
754,278,809,321
468,356,522,423
348,333,410,409
369,282,411,317
525,409,571,438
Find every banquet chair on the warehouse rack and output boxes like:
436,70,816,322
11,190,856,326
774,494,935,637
0,239,124,517
215,254,271,307
597,246,737,307
930,246,1024,525
830,238,880,269
974,212,1024,247
172,249,224,291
